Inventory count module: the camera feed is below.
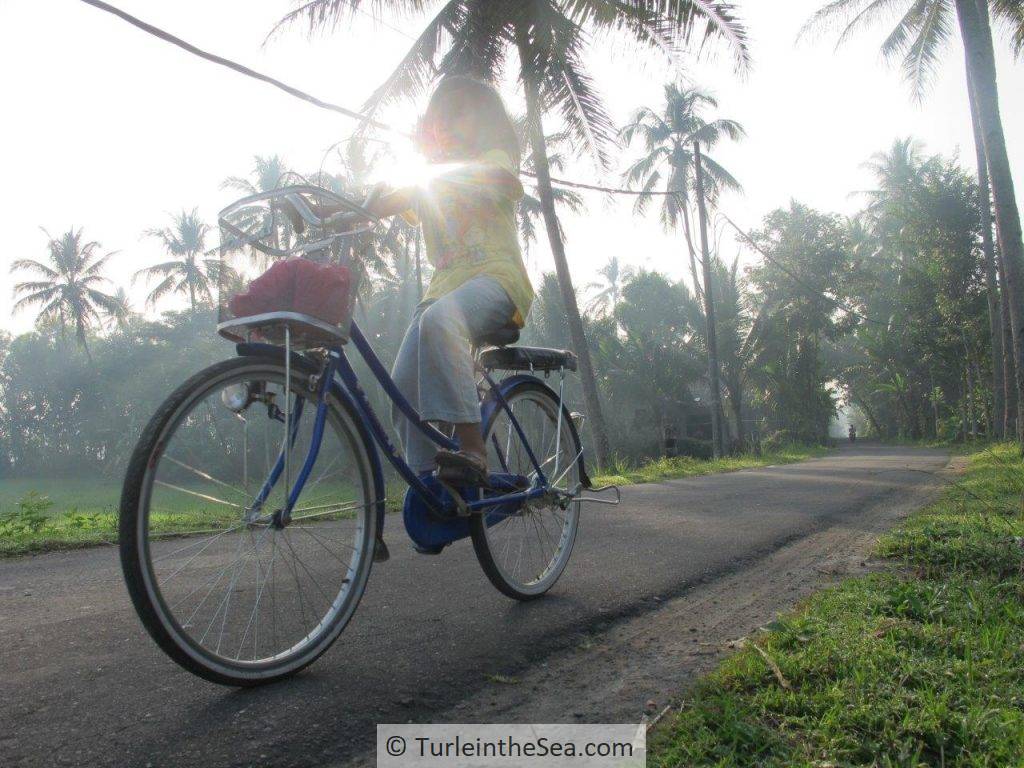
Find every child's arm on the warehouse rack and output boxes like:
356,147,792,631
313,186,416,226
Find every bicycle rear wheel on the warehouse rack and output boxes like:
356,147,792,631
470,378,582,600
120,356,378,686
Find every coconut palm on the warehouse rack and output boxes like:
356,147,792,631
223,155,295,255
585,256,635,317
804,0,1024,442
620,83,745,295
223,154,291,197
275,0,750,466
107,287,135,332
10,228,122,358
136,209,218,310
514,122,585,258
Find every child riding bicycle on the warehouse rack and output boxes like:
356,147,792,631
336,76,533,487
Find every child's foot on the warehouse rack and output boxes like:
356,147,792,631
435,450,489,487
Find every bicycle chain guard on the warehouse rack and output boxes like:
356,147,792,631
402,473,528,554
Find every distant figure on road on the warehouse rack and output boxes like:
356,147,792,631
848,425,857,443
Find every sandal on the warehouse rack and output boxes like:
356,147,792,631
435,450,489,487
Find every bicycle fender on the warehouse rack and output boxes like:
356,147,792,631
235,343,389,547
481,373,592,489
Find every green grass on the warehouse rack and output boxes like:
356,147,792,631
590,444,829,488
649,442,1024,767
2,444,829,557
0,477,124,519
0,477,365,557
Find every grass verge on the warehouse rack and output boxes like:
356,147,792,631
590,443,829,488
2,444,829,557
649,442,1024,767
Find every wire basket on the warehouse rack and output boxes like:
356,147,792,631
216,186,372,349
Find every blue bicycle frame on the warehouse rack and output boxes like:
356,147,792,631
252,320,565,530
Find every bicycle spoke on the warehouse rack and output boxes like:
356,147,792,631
136,363,375,674
154,480,244,510
164,455,250,500
293,523,356,565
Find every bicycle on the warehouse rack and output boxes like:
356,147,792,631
119,184,618,686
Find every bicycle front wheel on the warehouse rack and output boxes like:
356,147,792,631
120,356,378,686
470,378,582,601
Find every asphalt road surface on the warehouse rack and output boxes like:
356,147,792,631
1,444,948,767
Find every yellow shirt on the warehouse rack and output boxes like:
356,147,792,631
410,150,534,327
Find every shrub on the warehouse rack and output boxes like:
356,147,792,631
674,437,714,460
0,491,53,534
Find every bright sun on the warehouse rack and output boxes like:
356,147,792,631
370,139,461,190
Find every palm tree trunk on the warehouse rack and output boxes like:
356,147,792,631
956,0,1024,444
730,384,745,449
966,63,1005,437
693,141,724,459
998,244,1018,436
519,46,610,468
680,200,704,301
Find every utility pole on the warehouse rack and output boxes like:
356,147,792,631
694,141,725,459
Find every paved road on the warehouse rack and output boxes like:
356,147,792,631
1,444,948,767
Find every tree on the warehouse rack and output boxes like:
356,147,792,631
223,154,294,255
838,145,987,441
136,209,218,310
620,84,744,457
585,256,635,317
512,119,585,260
620,84,744,295
683,254,752,447
804,0,1024,443
747,203,853,443
10,228,122,359
275,0,750,468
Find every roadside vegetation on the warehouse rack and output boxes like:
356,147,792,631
591,443,828,488
2,443,828,556
649,442,1024,766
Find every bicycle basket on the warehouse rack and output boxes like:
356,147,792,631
216,186,372,349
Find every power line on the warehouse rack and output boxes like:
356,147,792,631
716,210,885,326
76,0,884,329
78,0,390,131
77,0,676,195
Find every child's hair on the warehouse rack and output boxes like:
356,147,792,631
420,75,520,166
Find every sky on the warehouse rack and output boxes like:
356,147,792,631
1,0,1022,335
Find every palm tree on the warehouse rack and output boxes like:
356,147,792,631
683,254,752,447
804,0,1024,442
107,287,135,332
223,154,291,197
620,84,745,296
136,209,218,310
621,84,744,456
10,228,122,358
274,1,750,467
223,155,294,254
585,256,635,317
514,121,585,259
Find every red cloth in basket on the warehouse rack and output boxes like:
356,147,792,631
229,259,353,326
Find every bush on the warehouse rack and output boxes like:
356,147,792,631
0,491,52,535
761,429,795,453
673,437,714,460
